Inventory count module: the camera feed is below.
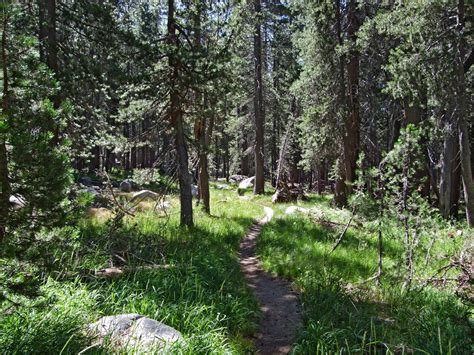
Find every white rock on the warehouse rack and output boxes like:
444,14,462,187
238,176,255,190
216,184,230,190
157,201,171,210
261,207,274,223
89,314,183,351
9,195,26,209
229,175,247,183
285,206,310,215
131,190,159,202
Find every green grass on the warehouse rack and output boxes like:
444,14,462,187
1,185,472,354
257,195,472,354
0,187,263,354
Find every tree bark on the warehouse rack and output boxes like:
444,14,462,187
457,0,474,227
0,13,11,243
439,123,461,218
402,99,430,198
336,0,360,206
253,0,265,194
344,0,360,191
192,5,211,214
168,0,193,227
196,113,210,214
241,132,250,176
38,0,60,105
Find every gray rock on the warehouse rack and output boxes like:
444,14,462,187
80,187,100,196
89,314,183,351
9,195,26,209
131,190,159,202
238,176,255,190
120,180,133,192
229,175,248,183
79,176,93,186
191,185,198,197
216,184,230,190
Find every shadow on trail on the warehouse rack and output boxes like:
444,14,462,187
256,215,472,354
239,211,302,355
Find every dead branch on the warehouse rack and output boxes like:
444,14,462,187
330,207,356,253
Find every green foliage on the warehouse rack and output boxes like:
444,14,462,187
0,279,97,354
0,189,262,354
3,4,72,237
257,196,472,354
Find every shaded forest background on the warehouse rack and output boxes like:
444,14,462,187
0,1,473,353
1,0,473,230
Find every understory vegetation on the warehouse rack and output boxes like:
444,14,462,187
1,188,263,354
258,196,472,354
1,0,473,353
2,186,472,354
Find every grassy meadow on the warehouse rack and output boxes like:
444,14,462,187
0,184,472,354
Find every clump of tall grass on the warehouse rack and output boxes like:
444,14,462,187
257,196,472,354
0,188,262,354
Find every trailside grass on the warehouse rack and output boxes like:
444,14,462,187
0,187,263,354
257,195,472,354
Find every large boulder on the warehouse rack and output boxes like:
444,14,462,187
131,190,159,202
9,195,26,209
229,175,248,184
88,314,183,351
237,176,255,195
120,180,133,193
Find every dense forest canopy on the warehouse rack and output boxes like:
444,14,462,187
0,0,472,354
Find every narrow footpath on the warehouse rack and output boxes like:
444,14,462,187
239,207,302,354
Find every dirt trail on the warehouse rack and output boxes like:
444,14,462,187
239,207,302,354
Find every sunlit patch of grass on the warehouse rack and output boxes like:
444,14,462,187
86,207,114,222
1,187,263,354
257,194,472,354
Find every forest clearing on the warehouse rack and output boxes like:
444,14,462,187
0,0,473,354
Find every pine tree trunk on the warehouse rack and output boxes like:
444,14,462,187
336,0,360,206
343,0,360,193
168,0,193,227
241,133,249,176
0,14,11,243
196,114,210,214
440,125,461,218
253,0,265,194
193,5,211,214
39,0,64,150
457,0,474,228
39,0,60,109
402,100,430,197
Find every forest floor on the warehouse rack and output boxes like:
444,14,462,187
1,183,472,354
239,206,302,354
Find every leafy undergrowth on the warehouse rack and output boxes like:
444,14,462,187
258,195,472,354
0,187,263,354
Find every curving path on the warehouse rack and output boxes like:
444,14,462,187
239,207,302,354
